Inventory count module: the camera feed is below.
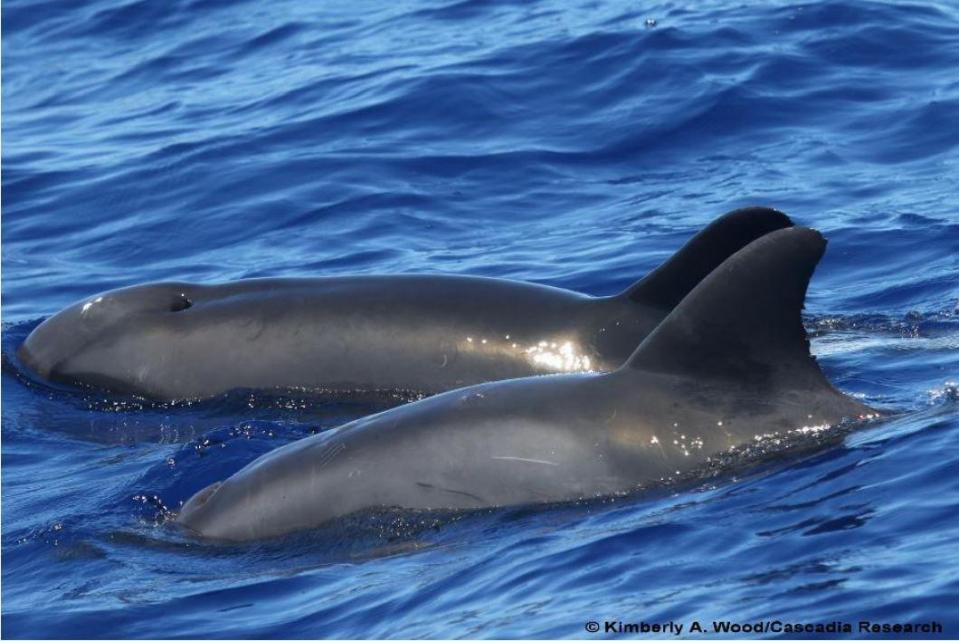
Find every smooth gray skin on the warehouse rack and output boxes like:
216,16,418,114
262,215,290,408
17,208,792,401
178,226,877,541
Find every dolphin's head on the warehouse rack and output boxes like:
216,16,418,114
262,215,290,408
176,477,267,542
175,434,328,541
17,282,197,396
177,481,227,536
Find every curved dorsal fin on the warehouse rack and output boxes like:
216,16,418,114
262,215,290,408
625,226,832,390
622,207,793,310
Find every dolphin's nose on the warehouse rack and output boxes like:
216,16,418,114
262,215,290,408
16,337,52,378
177,481,224,535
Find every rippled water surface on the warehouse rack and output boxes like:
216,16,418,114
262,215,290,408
3,0,959,638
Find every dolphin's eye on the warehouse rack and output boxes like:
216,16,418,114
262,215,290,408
170,295,193,312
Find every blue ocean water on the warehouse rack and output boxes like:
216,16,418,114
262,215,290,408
3,0,959,637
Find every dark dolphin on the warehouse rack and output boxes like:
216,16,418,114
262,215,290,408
177,226,877,541
18,207,790,401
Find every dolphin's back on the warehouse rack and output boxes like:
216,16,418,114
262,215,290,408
18,208,795,400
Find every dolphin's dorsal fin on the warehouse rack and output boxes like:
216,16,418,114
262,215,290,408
622,207,793,310
625,226,832,390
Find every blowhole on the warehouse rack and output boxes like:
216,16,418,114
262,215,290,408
170,295,193,312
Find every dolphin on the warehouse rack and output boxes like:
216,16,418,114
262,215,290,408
17,208,791,401
177,226,877,541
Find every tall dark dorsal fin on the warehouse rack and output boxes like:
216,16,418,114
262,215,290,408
622,207,793,309
625,226,831,390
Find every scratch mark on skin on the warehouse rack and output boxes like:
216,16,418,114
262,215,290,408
491,456,559,466
416,482,485,503
315,442,345,469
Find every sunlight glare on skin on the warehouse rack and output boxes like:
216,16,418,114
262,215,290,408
81,296,104,315
460,335,595,372
525,339,592,372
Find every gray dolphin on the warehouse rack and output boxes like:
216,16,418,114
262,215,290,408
17,208,791,401
177,226,877,541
